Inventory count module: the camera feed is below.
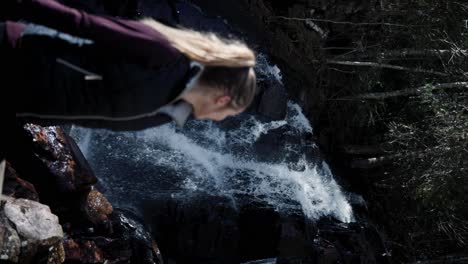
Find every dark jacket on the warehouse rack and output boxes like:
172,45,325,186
4,0,199,130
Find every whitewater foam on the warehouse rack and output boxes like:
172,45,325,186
70,103,353,223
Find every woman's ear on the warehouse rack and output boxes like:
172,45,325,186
215,95,232,107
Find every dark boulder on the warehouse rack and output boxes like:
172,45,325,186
257,79,288,121
22,124,97,194
81,188,114,227
106,209,164,264
3,162,39,201
62,237,105,263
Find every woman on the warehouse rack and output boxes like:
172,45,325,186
2,0,257,130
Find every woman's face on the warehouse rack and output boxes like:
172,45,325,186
192,93,245,121
194,89,245,121
182,81,246,121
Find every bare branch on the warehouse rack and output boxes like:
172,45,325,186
325,59,449,76
334,49,468,61
272,15,421,28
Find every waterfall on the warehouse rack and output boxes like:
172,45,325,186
70,102,353,223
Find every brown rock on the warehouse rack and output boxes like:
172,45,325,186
63,238,104,263
23,124,97,193
62,238,81,260
47,241,65,264
3,162,39,201
82,189,113,225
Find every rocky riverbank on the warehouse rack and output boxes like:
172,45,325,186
2,122,388,264
2,124,162,263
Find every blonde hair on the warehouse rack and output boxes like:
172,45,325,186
141,18,255,67
141,18,257,109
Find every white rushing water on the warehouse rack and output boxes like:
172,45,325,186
255,53,283,84
70,102,353,223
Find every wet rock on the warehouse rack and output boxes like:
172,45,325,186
257,79,288,120
47,242,66,264
253,126,291,162
8,124,100,220
82,189,113,226
238,205,281,262
142,196,287,264
312,221,390,264
347,193,368,213
3,162,39,201
63,238,104,263
247,76,288,121
8,122,163,262
141,192,387,264
23,124,97,194
3,198,64,248
0,202,21,263
106,209,163,264
276,216,309,258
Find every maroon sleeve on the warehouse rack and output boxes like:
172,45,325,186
24,0,181,66
5,21,27,48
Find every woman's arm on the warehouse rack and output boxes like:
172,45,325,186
22,0,180,65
